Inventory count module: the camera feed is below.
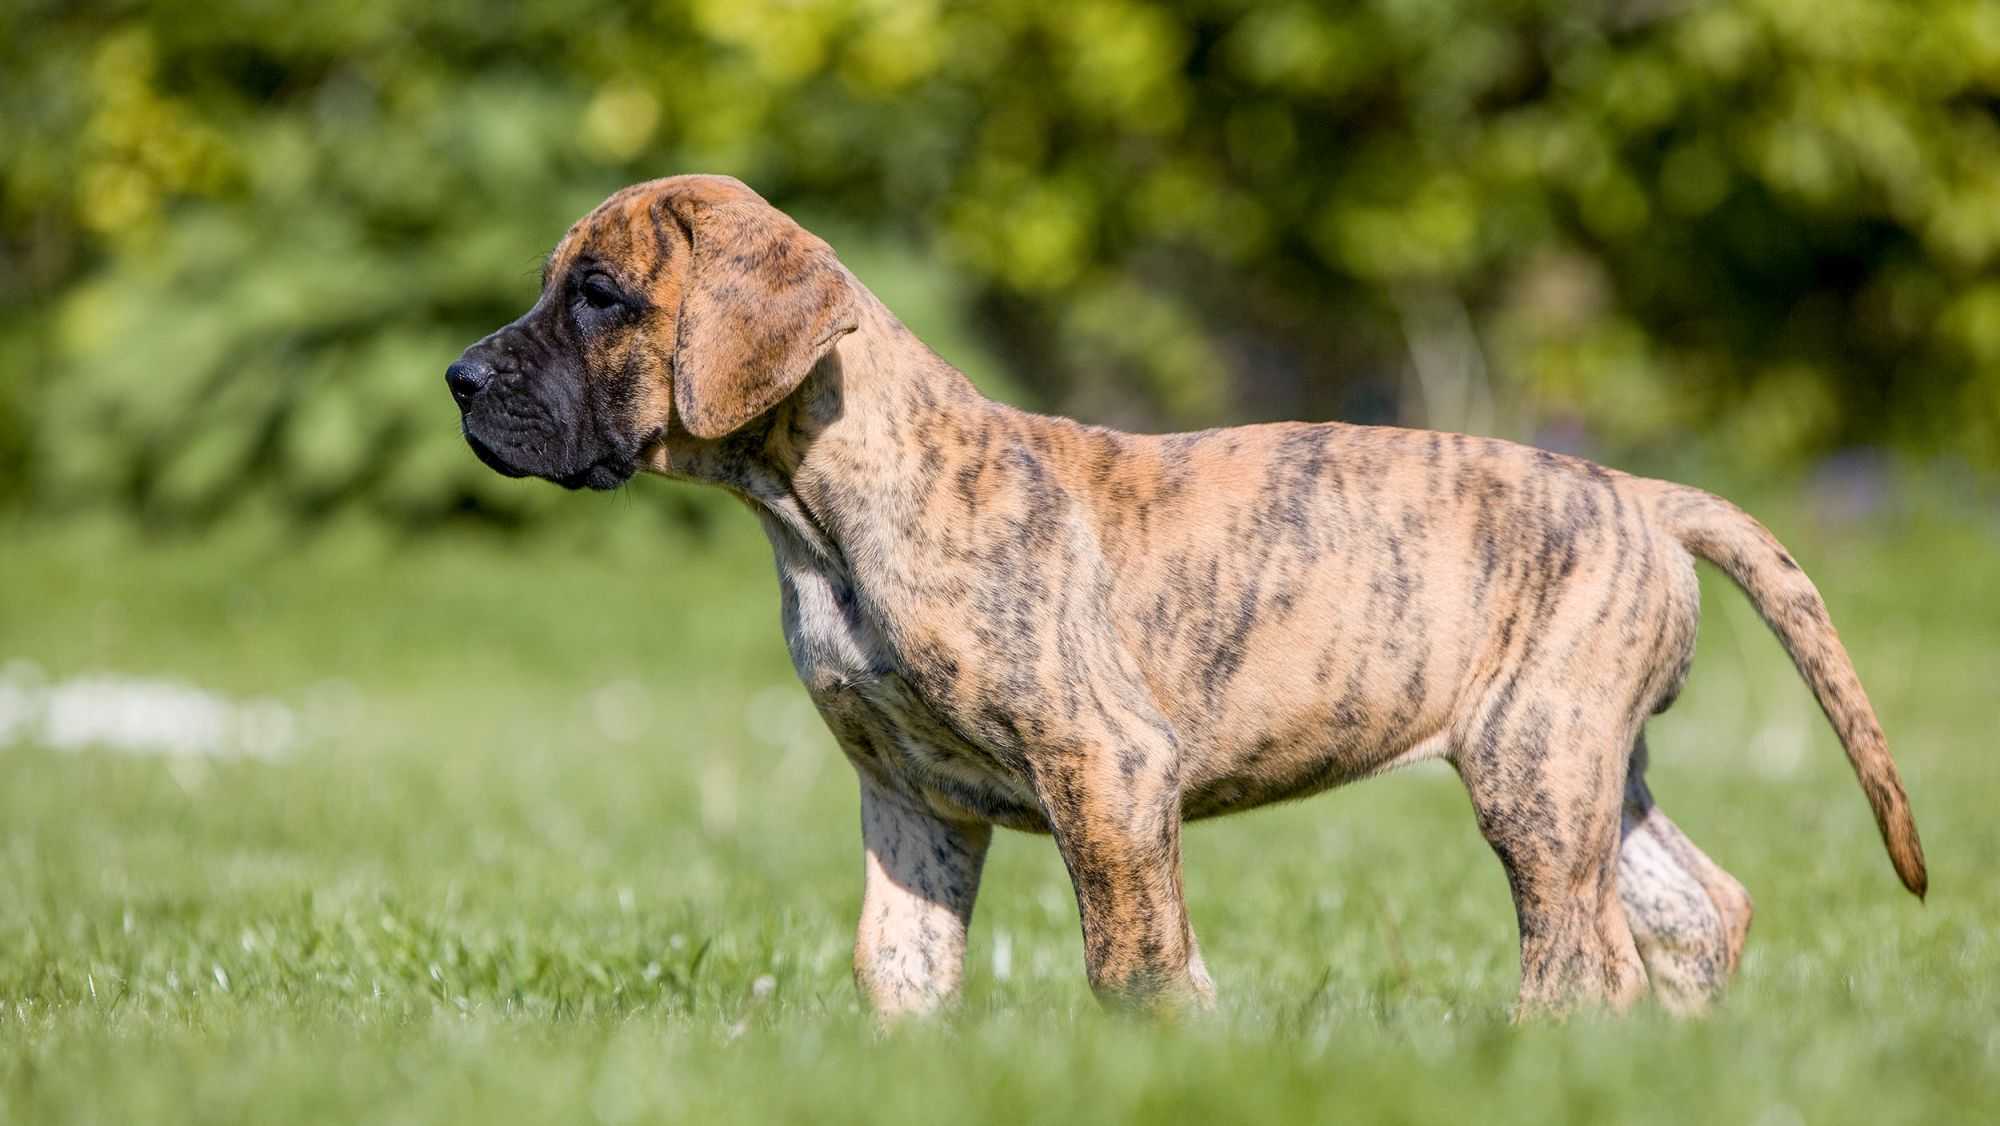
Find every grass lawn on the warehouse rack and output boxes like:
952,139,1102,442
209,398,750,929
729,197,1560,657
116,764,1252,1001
1,479,1996,1123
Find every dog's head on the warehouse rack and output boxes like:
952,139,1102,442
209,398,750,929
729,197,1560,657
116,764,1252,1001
445,175,857,489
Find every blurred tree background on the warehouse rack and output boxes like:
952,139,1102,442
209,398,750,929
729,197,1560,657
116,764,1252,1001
3,0,1998,528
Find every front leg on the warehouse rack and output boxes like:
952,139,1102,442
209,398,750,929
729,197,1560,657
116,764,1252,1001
854,777,992,1022
1031,743,1215,1017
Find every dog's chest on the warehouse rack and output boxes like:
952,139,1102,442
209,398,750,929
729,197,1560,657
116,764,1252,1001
777,558,1046,828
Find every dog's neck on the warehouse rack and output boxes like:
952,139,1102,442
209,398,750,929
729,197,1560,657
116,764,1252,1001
653,293,995,571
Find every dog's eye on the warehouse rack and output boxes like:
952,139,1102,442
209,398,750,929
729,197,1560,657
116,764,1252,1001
577,275,623,311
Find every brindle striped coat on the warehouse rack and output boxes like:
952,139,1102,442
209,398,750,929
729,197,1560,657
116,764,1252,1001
447,175,1927,1020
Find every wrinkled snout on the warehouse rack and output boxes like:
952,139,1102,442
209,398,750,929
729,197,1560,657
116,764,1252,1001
444,329,639,490
444,355,493,409
446,341,532,478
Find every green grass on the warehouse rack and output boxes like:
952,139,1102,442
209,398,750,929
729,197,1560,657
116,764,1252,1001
2,483,1997,1123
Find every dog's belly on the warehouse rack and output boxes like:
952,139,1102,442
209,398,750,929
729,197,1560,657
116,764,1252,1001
813,663,1448,831
818,673,1440,830
1181,728,1452,819
1125,571,1466,821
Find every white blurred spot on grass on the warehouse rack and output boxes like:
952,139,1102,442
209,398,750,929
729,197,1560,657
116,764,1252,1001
0,659,337,760
591,678,653,744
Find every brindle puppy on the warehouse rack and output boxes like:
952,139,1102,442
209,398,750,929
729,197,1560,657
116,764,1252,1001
446,175,1927,1020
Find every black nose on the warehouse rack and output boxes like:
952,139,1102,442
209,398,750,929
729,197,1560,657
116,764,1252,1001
445,357,491,408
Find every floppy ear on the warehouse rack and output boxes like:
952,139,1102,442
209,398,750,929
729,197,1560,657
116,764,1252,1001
672,199,857,440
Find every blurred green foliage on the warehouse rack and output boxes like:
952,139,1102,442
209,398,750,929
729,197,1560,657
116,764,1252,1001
3,0,1999,526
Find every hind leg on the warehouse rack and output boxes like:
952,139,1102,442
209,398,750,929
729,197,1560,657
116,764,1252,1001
1456,702,1648,1018
1617,736,1753,1012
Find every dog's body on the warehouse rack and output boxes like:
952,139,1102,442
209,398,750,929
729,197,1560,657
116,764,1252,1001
447,175,1926,1019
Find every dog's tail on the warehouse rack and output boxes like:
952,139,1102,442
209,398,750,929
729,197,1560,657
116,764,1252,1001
1651,483,1927,899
